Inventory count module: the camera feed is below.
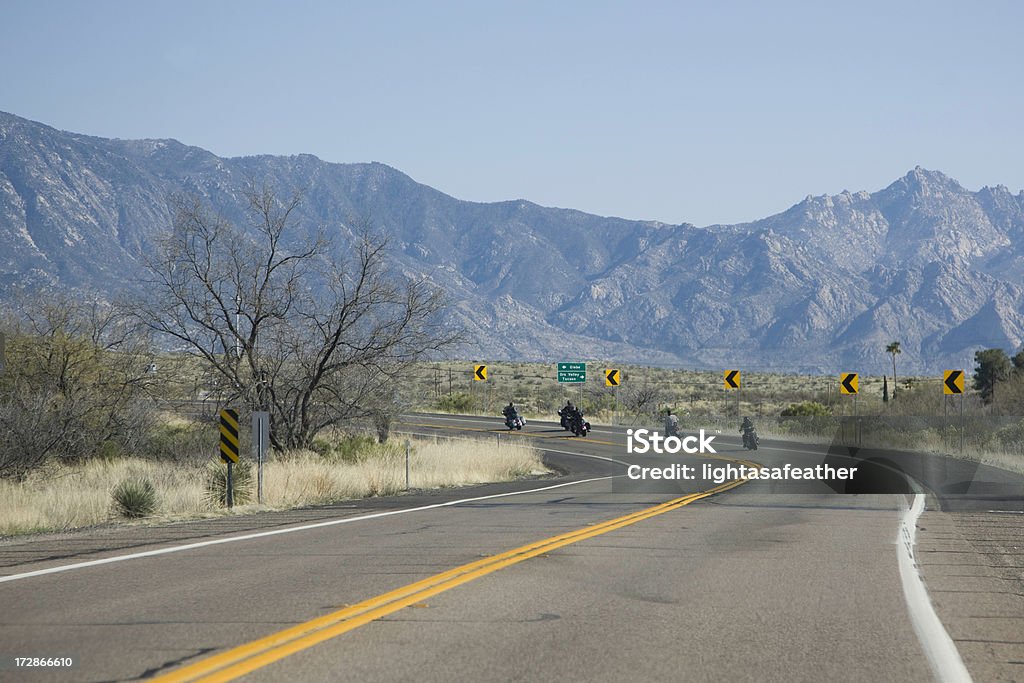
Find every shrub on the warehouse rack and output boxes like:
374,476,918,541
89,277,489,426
995,419,1024,453
437,392,474,413
111,476,158,518
144,418,216,463
780,401,832,417
204,460,254,507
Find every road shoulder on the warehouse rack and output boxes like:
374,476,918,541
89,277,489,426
917,509,1024,681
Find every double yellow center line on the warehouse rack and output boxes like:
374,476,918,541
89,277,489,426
155,477,746,682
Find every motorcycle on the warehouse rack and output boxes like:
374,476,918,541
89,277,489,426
558,409,572,431
742,427,759,450
570,413,591,437
505,414,525,431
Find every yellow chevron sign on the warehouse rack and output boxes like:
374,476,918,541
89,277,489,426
943,370,964,395
840,373,859,395
724,370,740,389
605,369,620,386
219,408,240,463
474,365,487,381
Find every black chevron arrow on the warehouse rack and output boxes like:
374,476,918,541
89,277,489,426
841,373,858,394
944,370,963,394
725,370,739,388
475,365,486,380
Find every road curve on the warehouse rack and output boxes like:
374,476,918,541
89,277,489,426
0,413,1020,682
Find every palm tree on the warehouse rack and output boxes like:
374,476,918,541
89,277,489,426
886,341,901,398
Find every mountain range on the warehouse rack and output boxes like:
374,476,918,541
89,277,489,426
2,110,1023,373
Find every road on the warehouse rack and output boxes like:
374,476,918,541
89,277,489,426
0,414,1021,682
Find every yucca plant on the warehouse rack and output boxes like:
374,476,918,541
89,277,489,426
111,477,158,518
204,461,254,507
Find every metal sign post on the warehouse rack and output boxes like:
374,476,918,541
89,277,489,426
959,393,964,454
943,370,965,455
405,439,411,491
252,411,270,504
226,462,233,508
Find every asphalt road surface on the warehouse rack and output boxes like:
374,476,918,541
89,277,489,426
0,414,1021,682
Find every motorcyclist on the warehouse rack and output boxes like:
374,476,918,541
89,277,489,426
665,409,679,436
740,416,757,448
502,402,518,419
568,403,588,435
559,400,576,429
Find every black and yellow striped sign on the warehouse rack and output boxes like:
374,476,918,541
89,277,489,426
219,408,240,463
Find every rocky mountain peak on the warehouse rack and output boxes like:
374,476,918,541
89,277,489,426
2,112,1024,372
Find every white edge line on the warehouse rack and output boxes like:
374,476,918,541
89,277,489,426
0,475,613,585
898,490,973,683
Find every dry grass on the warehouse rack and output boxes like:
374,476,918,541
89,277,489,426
0,437,545,537
264,438,545,506
0,459,208,536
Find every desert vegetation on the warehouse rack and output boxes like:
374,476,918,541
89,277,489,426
409,353,1024,473
0,436,543,537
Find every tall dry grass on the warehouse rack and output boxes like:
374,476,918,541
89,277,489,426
0,437,545,537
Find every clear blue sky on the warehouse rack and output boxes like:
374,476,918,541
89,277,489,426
2,0,1021,226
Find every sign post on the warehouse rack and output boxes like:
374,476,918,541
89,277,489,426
605,369,621,425
839,373,859,444
724,370,741,416
943,370,964,454
252,411,269,504
557,363,586,383
558,363,586,413
219,408,240,508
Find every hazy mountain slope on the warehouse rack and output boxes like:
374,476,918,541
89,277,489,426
2,110,1024,372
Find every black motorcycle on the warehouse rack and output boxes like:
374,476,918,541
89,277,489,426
558,409,572,431
742,426,759,450
504,414,525,430
570,413,591,437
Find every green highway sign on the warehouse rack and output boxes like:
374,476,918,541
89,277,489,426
557,362,586,383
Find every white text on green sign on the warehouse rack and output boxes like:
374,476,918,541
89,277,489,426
557,362,586,383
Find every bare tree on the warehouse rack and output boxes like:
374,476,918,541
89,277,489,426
136,186,458,449
620,377,665,424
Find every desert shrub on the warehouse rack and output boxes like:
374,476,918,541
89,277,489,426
781,401,832,417
143,418,215,463
437,392,474,413
111,476,158,518
311,433,400,464
995,419,1024,453
0,297,157,478
204,460,254,507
